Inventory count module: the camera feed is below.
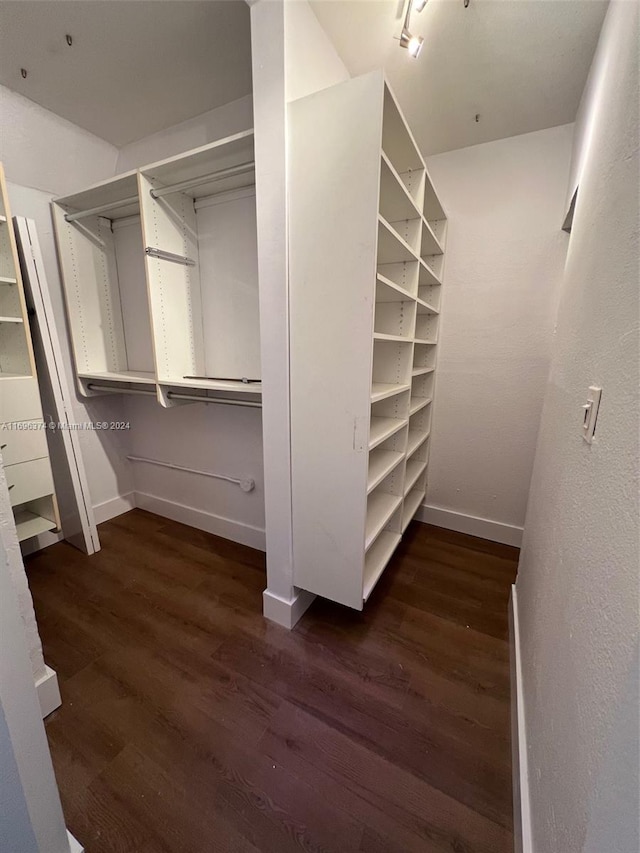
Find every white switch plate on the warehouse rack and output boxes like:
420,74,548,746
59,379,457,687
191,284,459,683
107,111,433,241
582,386,602,444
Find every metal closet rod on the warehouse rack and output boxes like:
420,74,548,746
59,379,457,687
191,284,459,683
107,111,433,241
149,161,255,199
86,383,262,409
64,196,139,223
126,455,255,492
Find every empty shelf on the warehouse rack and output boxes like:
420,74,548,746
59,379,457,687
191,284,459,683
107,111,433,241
412,366,435,377
368,448,405,494
14,510,57,542
375,273,415,303
369,416,407,450
79,370,157,385
0,276,17,285
416,298,438,315
373,331,411,342
166,377,262,394
418,260,441,287
402,488,425,531
414,338,437,346
407,428,430,457
0,215,7,224
409,396,432,415
363,530,401,601
379,152,422,223
377,216,418,264
371,382,411,403
0,316,23,323
366,490,403,550
404,458,427,495
421,218,444,256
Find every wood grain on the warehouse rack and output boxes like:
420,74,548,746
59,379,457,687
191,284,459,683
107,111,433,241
26,509,518,852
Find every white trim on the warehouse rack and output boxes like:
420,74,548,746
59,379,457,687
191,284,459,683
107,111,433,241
416,503,523,547
35,664,61,719
67,830,84,852
92,492,136,525
262,587,316,629
134,491,266,552
510,586,533,853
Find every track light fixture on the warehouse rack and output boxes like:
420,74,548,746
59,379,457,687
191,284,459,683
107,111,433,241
399,0,426,59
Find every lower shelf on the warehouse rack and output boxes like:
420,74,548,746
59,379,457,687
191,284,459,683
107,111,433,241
14,509,57,542
365,491,403,550
402,489,425,532
363,531,401,601
79,370,156,385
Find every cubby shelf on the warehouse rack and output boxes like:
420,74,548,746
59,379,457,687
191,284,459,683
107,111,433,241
0,215,7,225
367,448,405,494
407,428,430,457
377,216,419,264
0,276,17,285
0,316,24,324
14,509,57,542
369,416,407,450
404,458,427,496
373,331,411,343
412,366,435,377
371,382,411,403
409,396,432,416
419,260,441,287
365,490,403,550
375,273,415,303
414,338,438,346
363,530,401,601
416,298,438,315
402,489,425,532
421,217,444,256
379,152,422,223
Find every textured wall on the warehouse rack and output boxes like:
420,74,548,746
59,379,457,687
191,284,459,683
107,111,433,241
516,2,639,851
424,124,573,532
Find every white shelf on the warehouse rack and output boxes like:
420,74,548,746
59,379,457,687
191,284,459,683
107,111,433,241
367,448,405,494
371,382,411,403
421,217,444,257
0,215,7,225
14,510,57,542
379,152,422,223
416,298,438,315
373,331,411,343
0,276,17,285
419,259,441,287
363,530,401,601
162,377,262,394
366,490,403,550
0,316,23,324
407,428,430,457
412,366,435,377
375,273,415,303
404,458,427,495
409,396,432,416
79,370,156,386
369,416,407,450
414,338,437,346
402,488,425,532
377,216,418,264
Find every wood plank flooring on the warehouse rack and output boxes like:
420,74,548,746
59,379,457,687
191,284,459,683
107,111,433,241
26,509,518,853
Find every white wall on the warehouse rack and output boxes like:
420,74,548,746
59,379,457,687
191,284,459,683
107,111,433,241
423,124,573,544
517,2,639,851
284,0,349,102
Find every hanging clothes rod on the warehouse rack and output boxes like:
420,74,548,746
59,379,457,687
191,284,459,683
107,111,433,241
126,455,255,492
145,247,196,267
86,383,262,408
149,161,255,200
64,196,139,223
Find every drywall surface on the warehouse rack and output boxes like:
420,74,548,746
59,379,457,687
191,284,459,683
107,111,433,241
116,94,253,172
0,485,70,853
424,124,572,531
284,0,349,103
0,85,117,196
516,2,639,851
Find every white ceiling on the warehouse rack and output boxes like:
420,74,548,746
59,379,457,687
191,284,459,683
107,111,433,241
0,1,253,147
310,0,608,155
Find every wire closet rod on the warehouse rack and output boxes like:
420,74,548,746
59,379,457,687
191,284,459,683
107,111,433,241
126,455,255,492
149,161,255,199
64,196,139,223
86,383,262,408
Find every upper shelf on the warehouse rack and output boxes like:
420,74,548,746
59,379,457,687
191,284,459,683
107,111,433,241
56,171,140,222
379,152,421,223
377,216,418,265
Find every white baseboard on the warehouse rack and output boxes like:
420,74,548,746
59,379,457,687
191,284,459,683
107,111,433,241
36,664,61,718
93,492,136,525
416,503,523,547
263,587,316,629
510,585,533,853
67,830,83,852
135,491,266,552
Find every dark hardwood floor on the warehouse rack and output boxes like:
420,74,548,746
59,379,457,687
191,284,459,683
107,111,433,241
26,509,518,853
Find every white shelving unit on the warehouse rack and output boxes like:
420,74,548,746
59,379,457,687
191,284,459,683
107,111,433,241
52,131,261,407
289,71,446,610
0,164,60,542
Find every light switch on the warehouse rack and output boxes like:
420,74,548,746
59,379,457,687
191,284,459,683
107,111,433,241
582,386,602,444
